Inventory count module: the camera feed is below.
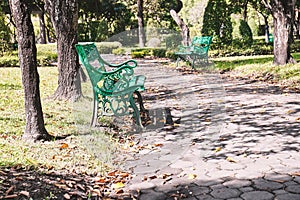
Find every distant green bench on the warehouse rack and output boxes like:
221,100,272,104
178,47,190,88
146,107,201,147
75,43,146,127
175,36,213,68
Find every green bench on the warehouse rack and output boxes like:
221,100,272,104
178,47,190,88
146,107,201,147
75,43,146,127
175,36,213,69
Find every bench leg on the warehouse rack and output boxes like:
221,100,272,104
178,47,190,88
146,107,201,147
130,95,143,128
134,91,146,112
91,96,98,127
176,57,181,68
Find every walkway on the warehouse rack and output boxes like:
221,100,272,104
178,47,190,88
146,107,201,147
104,55,300,200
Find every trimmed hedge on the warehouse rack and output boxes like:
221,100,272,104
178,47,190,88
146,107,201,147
130,48,167,58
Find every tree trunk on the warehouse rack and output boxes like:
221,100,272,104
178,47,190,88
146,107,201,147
38,11,46,44
295,10,300,39
263,15,270,43
45,0,81,101
170,9,190,46
9,0,52,141
137,0,146,47
242,0,249,21
271,0,296,65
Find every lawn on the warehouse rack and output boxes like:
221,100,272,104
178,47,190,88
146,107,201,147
0,67,119,175
212,53,300,90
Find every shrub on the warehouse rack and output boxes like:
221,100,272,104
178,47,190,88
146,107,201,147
239,20,253,47
131,51,145,58
112,48,126,55
0,55,19,67
131,48,166,58
95,42,122,54
152,48,166,57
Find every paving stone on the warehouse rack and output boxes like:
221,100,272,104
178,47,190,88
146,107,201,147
210,184,226,189
284,181,299,186
218,161,246,171
252,178,283,190
275,193,300,200
188,185,211,196
210,187,241,199
128,181,156,190
194,178,224,187
159,154,181,161
194,194,222,200
239,186,254,192
227,198,243,200
241,191,274,200
264,173,293,182
223,179,252,188
273,189,288,195
170,160,194,169
285,184,300,194
294,176,300,184
206,169,236,179
133,165,159,174
235,169,264,179
138,189,167,200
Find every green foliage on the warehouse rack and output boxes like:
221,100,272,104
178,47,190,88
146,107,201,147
0,11,12,55
239,20,253,46
202,0,233,48
112,48,126,55
131,51,145,58
164,34,182,49
0,55,19,67
210,39,273,58
166,50,177,60
78,20,109,42
78,1,134,39
131,47,166,58
95,42,122,54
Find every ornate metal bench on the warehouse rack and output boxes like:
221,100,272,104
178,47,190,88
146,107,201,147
75,43,146,127
175,36,213,69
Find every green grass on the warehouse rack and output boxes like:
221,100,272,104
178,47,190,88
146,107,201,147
212,53,300,89
0,67,119,174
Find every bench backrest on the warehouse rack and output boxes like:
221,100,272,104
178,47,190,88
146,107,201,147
191,36,213,52
75,43,109,88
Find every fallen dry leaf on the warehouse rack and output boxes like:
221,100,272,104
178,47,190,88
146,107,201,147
60,143,69,149
112,182,125,189
291,172,300,176
226,157,237,163
188,174,197,180
19,191,30,197
214,147,222,152
63,193,71,199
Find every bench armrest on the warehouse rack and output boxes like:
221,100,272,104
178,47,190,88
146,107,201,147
106,59,138,69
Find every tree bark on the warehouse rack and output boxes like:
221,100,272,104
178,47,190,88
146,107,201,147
38,11,46,44
271,0,296,65
137,0,146,47
9,0,52,141
242,0,249,21
45,0,82,101
170,9,190,46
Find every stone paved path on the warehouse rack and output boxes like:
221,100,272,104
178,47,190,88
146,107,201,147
103,55,300,200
